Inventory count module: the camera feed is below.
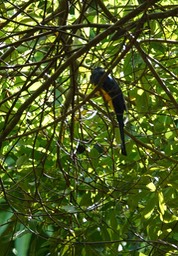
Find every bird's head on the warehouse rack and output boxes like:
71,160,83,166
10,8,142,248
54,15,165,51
90,67,105,85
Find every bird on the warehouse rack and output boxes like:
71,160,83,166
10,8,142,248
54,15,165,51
90,67,127,155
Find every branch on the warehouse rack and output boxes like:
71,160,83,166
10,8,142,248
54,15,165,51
132,37,178,109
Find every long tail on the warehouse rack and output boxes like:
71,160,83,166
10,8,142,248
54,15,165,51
117,115,127,156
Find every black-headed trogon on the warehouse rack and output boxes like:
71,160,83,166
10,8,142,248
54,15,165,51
90,67,127,156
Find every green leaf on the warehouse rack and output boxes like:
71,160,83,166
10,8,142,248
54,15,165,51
158,191,166,217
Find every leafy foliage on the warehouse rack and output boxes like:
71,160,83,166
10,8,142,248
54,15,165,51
0,0,178,255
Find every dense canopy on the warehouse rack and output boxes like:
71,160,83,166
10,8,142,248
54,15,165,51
0,0,178,255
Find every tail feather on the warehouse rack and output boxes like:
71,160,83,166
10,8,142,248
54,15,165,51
117,115,127,156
